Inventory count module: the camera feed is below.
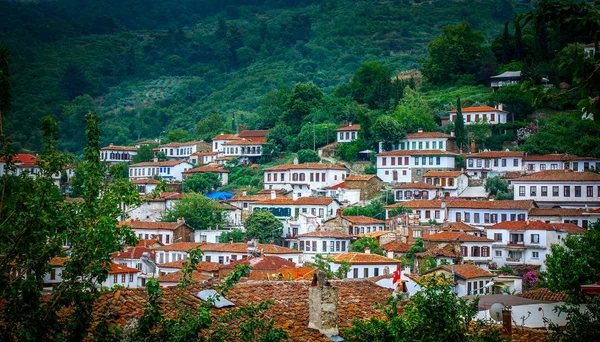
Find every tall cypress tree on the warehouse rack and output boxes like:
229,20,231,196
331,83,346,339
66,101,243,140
454,97,467,152
514,19,523,61
502,22,511,64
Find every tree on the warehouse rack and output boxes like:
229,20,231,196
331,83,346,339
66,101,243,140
372,115,405,151
388,205,412,217
244,211,283,244
485,176,513,200
454,97,467,152
164,128,193,143
350,61,392,110
296,123,338,150
281,82,323,129
489,84,534,121
351,237,384,256
393,87,436,133
406,238,426,263
514,18,524,61
182,172,222,194
310,254,352,279
343,201,386,220
468,119,492,150
297,149,320,164
218,229,247,243
132,144,157,163
194,113,225,141
61,64,89,99
0,48,10,120
162,193,224,230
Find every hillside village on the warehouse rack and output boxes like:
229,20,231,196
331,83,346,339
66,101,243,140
2,0,600,341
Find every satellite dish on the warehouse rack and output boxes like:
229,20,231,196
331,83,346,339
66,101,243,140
489,303,504,322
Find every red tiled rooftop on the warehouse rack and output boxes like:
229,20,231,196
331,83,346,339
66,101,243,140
345,174,378,181
118,220,184,230
523,154,597,161
158,260,221,272
405,132,452,139
342,215,386,225
437,264,494,279
519,288,568,302
154,242,299,254
297,230,352,239
446,200,534,210
488,220,586,233
0,153,37,164
381,241,412,253
393,182,439,189
513,170,600,182
264,162,347,171
100,145,137,151
335,124,361,131
212,133,244,141
330,252,399,265
253,197,338,206
423,231,493,242
448,105,507,113
108,263,140,274
238,130,269,138
467,151,524,158
111,246,155,259
220,256,297,270
528,208,586,217
377,149,457,157
423,170,467,177
157,271,212,283
130,178,160,184
182,165,230,174
442,222,481,233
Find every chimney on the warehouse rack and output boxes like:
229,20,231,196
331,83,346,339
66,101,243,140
470,140,476,153
110,143,114,146
243,237,248,244
498,103,503,111
242,191,247,196
364,247,371,254
489,196,495,201
153,157,158,162
292,192,299,201
387,250,394,259
308,271,339,337
450,131,455,137
293,158,299,165
177,217,185,225
270,190,276,200
418,128,423,133
348,122,352,126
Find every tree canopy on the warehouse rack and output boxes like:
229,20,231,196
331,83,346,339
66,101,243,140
162,193,224,230
182,172,222,194
244,211,284,244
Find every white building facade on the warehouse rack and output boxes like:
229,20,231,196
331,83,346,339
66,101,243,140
376,150,457,183
128,160,193,182
465,151,524,179
448,105,509,126
100,145,138,163
263,162,349,198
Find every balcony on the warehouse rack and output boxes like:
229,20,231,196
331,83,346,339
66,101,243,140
506,242,525,248
505,257,522,263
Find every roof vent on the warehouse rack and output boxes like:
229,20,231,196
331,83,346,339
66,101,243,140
196,289,235,308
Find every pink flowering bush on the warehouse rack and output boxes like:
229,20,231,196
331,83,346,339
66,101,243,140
522,270,538,291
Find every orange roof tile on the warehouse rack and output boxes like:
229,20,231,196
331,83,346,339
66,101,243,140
130,178,160,184
442,222,481,232
108,263,140,274
297,230,352,239
111,246,155,259
212,134,243,141
393,182,439,189
467,151,524,158
49,257,70,267
100,145,138,151
118,220,184,230
158,260,221,272
335,124,361,131
220,256,296,270
182,165,230,174
416,248,459,259
528,208,586,217
436,264,494,279
423,231,493,242
253,197,338,206
386,199,444,209
157,271,211,283
377,149,457,157
0,154,37,164
222,139,267,146
448,105,507,113
330,252,399,265
488,220,586,233
230,194,273,202
520,288,568,302
381,241,412,253
264,162,347,171
130,159,190,167
344,174,378,181
523,154,597,161
159,141,203,147
446,200,534,210
423,170,467,177
272,267,316,280
238,130,269,138
154,242,299,254
140,192,184,201
327,182,345,190
513,170,600,182
405,132,452,139
342,215,386,225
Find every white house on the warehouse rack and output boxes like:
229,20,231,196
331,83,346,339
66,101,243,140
118,218,194,245
512,170,600,208
376,150,457,183
523,154,600,173
330,251,400,279
490,71,521,89
181,165,229,186
221,139,266,163
283,213,321,248
393,183,440,202
100,144,138,163
336,124,360,143
423,231,493,269
44,257,69,286
128,159,193,182
423,171,469,197
296,230,352,264
0,154,38,177
131,178,160,195
189,152,218,165
249,195,342,224
124,192,182,222
528,207,599,229
465,151,524,179
212,133,242,154
262,161,349,198
158,141,205,160
385,199,446,223
103,263,141,289
423,264,495,297
447,105,509,126
153,242,302,266
392,129,456,152
111,246,155,275
486,220,585,271
446,200,534,228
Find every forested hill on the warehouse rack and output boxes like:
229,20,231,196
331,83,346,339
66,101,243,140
1,0,526,152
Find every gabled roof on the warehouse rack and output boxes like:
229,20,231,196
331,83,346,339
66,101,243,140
381,241,412,253
154,242,299,254
442,222,481,233
357,231,394,239
488,220,585,233
238,130,269,138
157,271,211,283
159,140,204,147
523,153,597,161
130,178,160,184
393,182,439,189
431,264,494,280
0,154,37,164
330,252,400,265
423,171,467,177
220,256,297,270
182,165,230,174
140,192,184,201
423,231,493,243
466,151,524,158
416,247,459,259
385,199,444,209
326,182,345,190
118,220,186,230
100,145,138,151
342,215,386,225
263,162,347,171
405,132,452,139
513,170,600,182
158,260,221,272
336,124,360,131
296,230,352,239
376,149,457,157
108,263,140,274
230,194,274,202
490,71,521,78
446,200,534,210
528,208,586,217
212,133,243,141
49,257,70,267
222,139,267,145
448,106,508,113
252,197,339,206
111,246,155,259
345,174,379,181
519,288,567,302
130,159,190,167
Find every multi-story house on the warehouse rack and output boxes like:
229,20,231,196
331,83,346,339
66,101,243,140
249,195,342,224
189,152,218,165
212,133,242,153
393,183,439,202
490,71,521,89
523,154,600,173
446,200,534,228
486,220,585,271
330,251,400,279
528,207,599,228
320,215,387,236
124,192,183,222
119,218,194,244
336,124,360,143
512,170,600,208
182,165,229,185
221,139,266,163
100,144,138,163
465,151,524,179
296,230,352,263
385,199,447,223
128,159,193,182
423,264,495,297
422,171,469,197
262,161,349,198
131,178,160,195
0,154,39,176
391,129,457,153
423,231,493,269
447,105,509,126
376,150,457,183
158,141,210,160
104,263,141,289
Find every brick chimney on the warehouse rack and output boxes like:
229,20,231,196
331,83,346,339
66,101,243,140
387,250,394,259
364,247,371,254
308,271,339,337
177,217,185,225
418,128,423,133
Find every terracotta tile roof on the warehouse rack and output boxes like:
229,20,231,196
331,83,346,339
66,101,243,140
230,194,273,202
100,145,138,151
326,182,345,190
466,151,524,158
136,239,164,247
405,132,452,139
424,170,467,177
190,151,218,156
256,189,289,195
252,197,338,206
342,215,386,225
519,288,567,302
212,133,243,141
159,140,203,147
158,260,221,272
345,174,378,181
141,192,184,201
89,280,392,341
513,170,600,182
297,230,352,239
357,231,394,239
448,105,507,113
272,267,316,280
376,149,457,157
220,256,296,270
446,200,534,210
0,153,37,164
182,165,230,174
393,182,439,189
443,222,481,232
130,159,189,167
488,220,586,233
335,124,361,131
238,130,269,138
528,208,586,217
64,197,84,203
108,263,140,274
369,273,394,282
118,220,183,230
381,241,412,253
157,270,212,283
436,264,494,279
111,246,155,259
130,178,160,184
263,162,347,171
136,140,159,145
154,242,299,255
330,252,399,265
222,139,267,145
416,247,459,259
523,154,597,161
386,199,444,209
550,222,586,234
49,257,70,267
423,231,493,242
501,171,526,179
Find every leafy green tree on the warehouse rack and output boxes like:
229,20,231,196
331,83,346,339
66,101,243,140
164,128,193,143
389,205,412,217
281,82,323,129
182,172,222,194
393,87,436,133
372,115,405,151
132,144,157,163
485,176,513,200
297,123,338,150
468,119,492,150
218,229,247,243
157,151,169,161
255,86,291,129
337,139,364,162
310,254,352,279
162,193,224,230
343,201,385,220
350,61,392,110
489,84,534,121
61,64,89,99
195,113,225,141
296,149,320,164
266,124,295,151
245,211,284,244
0,47,10,117
406,238,426,262
351,237,384,255
454,97,467,151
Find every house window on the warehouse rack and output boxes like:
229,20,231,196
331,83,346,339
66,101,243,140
491,214,498,223
495,250,502,257
50,269,56,280
494,233,502,241
532,251,539,259
414,157,419,166
476,159,482,168
513,159,519,167
432,141,437,149
374,268,379,277
336,241,341,252
530,186,537,196
464,212,470,223
502,159,507,167
429,157,433,165
330,241,335,252
364,268,369,278
468,159,474,168
501,214,507,222
575,186,582,197
474,213,480,223
353,268,359,278
422,156,426,165
587,186,594,197
531,234,540,243
541,186,548,196
436,157,441,165
518,214,526,220
323,241,327,252
300,241,305,250
540,164,546,171
434,210,440,219
113,275,118,283
519,186,525,196
553,186,559,197
564,186,571,197
461,246,468,256
219,256,225,264
129,274,134,282
121,274,126,282
419,142,423,149
471,246,481,257
382,158,387,166
551,163,558,170
482,247,490,257
455,212,462,222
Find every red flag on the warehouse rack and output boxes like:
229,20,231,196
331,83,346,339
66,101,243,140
392,264,402,284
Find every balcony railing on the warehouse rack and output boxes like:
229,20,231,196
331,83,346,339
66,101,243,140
506,257,521,262
507,242,525,247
